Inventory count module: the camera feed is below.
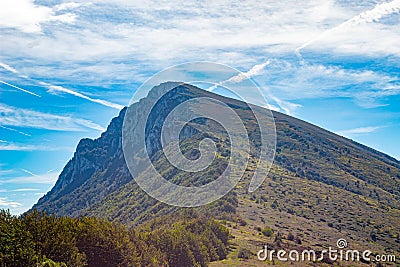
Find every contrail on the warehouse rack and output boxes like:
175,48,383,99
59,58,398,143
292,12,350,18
0,125,31,137
0,62,18,74
0,80,41,97
207,61,271,91
0,61,124,110
21,169,39,177
296,0,400,59
206,60,301,114
227,61,271,83
0,62,29,79
41,82,124,110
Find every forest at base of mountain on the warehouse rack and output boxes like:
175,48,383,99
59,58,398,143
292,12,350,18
0,209,229,267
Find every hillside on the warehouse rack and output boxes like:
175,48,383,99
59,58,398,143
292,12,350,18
33,82,400,266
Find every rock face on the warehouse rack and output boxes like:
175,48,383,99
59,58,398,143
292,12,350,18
34,82,223,215
33,82,400,254
35,107,129,214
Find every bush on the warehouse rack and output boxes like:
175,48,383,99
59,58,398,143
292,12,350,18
237,248,252,259
287,232,295,241
40,257,67,267
261,227,274,237
287,208,295,215
238,219,247,226
270,200,278,209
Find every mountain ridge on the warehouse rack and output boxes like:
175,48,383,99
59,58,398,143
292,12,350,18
32,82,400,265
34,81,400,214
35,82,399,210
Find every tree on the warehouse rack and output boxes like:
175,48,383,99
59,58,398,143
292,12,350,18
0,209,36,266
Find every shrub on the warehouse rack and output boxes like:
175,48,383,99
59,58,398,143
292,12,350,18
287,232,295,241
238,219,247,227
270,200,278,209
237,248,252,259
261,227,274,237
254,226,262,232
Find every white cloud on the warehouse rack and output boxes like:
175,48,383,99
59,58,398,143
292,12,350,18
338,126,382,136
268,95,302,116
297,0,400,57
3,172,59,185
0,197,22,208
254,59,400,107
0,143,74,151
0,0,398,148
0,62,18,74
0,103,105,131
0,0,78,33
296,0,400,50
265,104,281,112
206,57,397,115
0,168,13,176
1,0,398,87
350,0,400,24
54,2,88,12
0,1,396,126
11,188,39,192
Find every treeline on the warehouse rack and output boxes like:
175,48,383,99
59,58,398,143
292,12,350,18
0,209,229,267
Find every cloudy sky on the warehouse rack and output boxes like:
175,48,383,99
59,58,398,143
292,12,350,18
0,0,399,214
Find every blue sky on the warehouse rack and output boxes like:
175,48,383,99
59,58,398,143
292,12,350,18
0,0,399,214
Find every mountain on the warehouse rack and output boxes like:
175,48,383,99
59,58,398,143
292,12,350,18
33,82,400,266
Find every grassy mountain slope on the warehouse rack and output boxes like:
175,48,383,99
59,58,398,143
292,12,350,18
33,82,400,265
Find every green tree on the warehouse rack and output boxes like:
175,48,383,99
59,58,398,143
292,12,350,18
0,209,36,266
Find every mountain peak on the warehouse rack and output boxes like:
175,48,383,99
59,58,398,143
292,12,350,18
32,83,400,258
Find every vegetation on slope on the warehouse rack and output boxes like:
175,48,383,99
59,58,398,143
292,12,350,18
27,83,400,265
0,209,229,267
